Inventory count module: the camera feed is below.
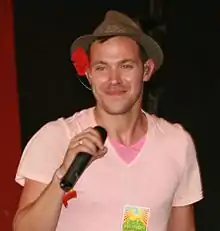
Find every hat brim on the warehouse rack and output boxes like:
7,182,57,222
71,33,163,71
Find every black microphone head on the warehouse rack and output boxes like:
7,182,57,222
94,126,107,143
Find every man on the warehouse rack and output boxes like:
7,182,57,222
13,11,203,231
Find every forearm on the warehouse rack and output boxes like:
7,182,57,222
13,175,65,231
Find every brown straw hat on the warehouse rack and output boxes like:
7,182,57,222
71,10,164,72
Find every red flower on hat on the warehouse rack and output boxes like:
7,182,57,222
71,48,89,76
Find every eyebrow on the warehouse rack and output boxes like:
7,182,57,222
91,59,136,67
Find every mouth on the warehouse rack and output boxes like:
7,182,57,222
105,90,127,96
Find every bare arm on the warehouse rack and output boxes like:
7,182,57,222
13,173,64,231
167,205,196,231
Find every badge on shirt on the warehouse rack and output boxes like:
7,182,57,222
121,205,150,231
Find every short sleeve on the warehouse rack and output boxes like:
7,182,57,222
172,133,203,206
15,119,71,186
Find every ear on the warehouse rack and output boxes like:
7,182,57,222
85,70,92,85
143,59,155,82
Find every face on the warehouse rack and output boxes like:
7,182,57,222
87,36,155,115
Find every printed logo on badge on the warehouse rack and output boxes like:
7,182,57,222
121,205,150,231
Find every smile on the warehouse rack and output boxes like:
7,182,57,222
106,90,127,96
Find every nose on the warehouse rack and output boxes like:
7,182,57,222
108,69,121,84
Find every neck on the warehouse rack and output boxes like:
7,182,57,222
94,106,148,146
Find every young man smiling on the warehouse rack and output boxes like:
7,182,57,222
13,11,203,231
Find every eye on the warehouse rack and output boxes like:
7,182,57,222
121,64,134,69
95,66,106,71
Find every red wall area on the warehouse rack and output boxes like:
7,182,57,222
0,1,22,230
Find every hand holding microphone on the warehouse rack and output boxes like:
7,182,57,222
58,126,107,192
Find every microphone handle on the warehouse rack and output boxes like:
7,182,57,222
60,152,92,192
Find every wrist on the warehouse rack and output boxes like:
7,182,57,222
54,168,65,181
51,168,65,194
53,168,77,208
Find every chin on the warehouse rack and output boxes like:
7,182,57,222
101,104,133,115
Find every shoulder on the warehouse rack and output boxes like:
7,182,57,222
148,113,192,145
21,107,95,161
147,113,196,165
35,106,95,140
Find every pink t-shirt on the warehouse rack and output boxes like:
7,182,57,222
15,107,203,231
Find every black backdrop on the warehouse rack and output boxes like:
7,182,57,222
13,2,220,230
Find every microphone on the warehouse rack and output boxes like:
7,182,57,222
60,126,107,192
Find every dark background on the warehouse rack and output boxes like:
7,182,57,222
13,1,220,230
